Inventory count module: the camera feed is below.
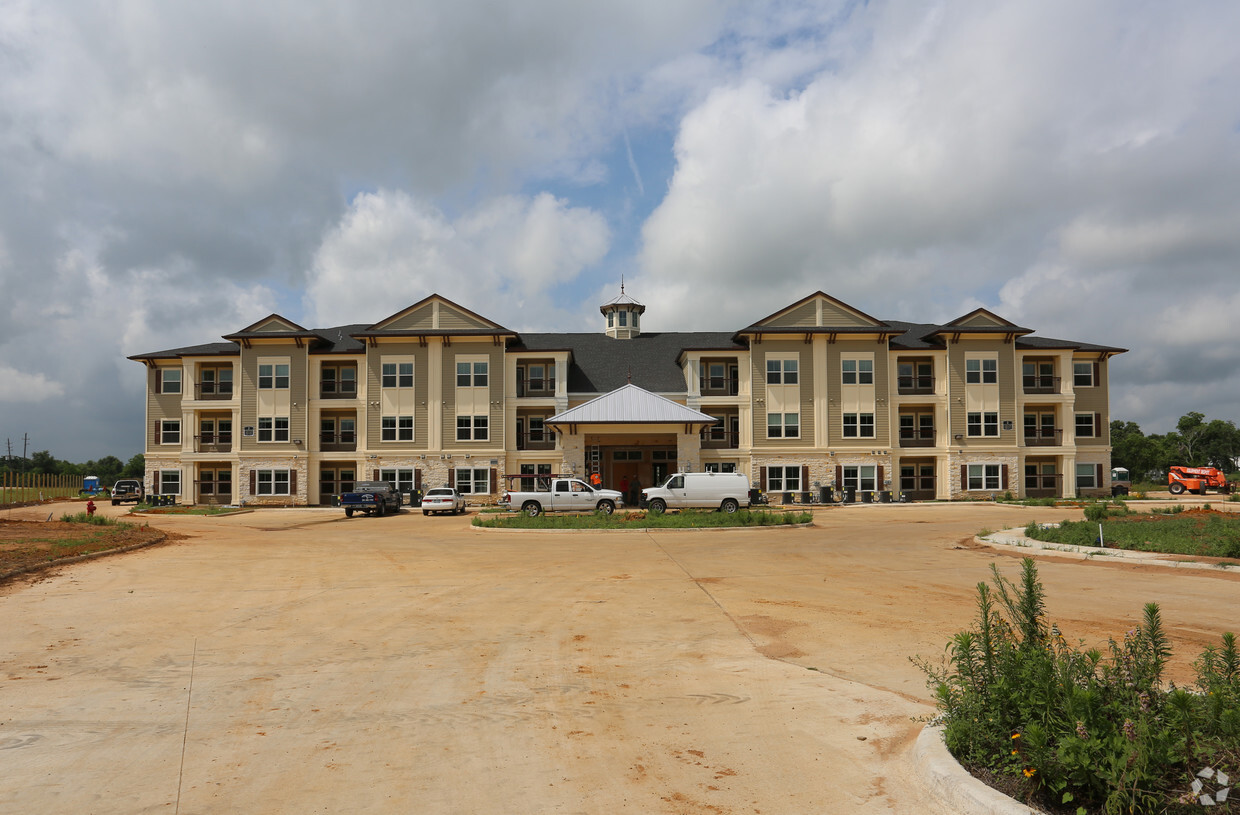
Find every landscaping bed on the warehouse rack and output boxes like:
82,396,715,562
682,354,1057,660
1025,507,1240,560
0,517,169,580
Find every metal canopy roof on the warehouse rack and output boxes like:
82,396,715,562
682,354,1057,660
547,384,717,426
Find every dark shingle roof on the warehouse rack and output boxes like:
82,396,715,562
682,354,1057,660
513,332,742,393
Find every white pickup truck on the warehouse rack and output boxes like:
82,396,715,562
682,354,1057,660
499,477,625,517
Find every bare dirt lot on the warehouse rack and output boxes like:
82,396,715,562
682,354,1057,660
1,500,1236,814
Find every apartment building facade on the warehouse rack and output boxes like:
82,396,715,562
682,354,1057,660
130,291,1124,506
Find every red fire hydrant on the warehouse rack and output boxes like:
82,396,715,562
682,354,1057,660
86,500,96,517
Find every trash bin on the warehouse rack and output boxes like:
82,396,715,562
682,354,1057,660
409,489,422,507
818,486,833,504
879,490,892,503
781,491,793,505
861,490,873,503
330,494,341,507
749,488,764,506
843,488,856,504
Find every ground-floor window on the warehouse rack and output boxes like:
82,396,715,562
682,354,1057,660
767,466,801,492
704,462,737,473
1076,463,1098,489
967,464,1001,491
320,467,355,498
198,468,232,499
379,469,415,494
455,467,490,495
842,465,877,492
900,463,934,493
158,470,181,495
255,469,291,495
519,463,553,491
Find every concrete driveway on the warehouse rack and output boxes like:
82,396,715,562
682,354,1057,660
2,502,1236,814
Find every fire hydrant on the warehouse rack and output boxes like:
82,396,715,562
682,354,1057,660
86,500,96,517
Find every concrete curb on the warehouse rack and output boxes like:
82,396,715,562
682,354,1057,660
914,726,1043,815
981,528,1240,573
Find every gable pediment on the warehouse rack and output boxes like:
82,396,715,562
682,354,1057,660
948,308,1019,329
745,292,888,332
368,294,507,333
235,314,310,334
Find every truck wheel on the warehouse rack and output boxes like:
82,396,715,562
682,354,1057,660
595,500,615,515
423,510,429,516
112,500,120,506
720,498,739,514
649,499,666,514
1168,482,1185,495
345,508,354,517
522,501,543,517
375,502,385,517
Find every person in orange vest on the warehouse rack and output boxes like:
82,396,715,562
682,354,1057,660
589,471,601,487
85,499,96,517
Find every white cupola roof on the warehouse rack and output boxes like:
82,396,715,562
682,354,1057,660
599,280,645,339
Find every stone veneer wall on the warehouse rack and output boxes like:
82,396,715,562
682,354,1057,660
145,456,182,500
948,453,1020,500
748,452,894,493
239,457,310,507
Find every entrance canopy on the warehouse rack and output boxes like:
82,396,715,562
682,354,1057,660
547,384,716,431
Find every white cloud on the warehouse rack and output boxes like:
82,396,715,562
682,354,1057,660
306,190,609,328
0,366,65,403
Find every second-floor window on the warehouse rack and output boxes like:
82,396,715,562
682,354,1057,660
1075,413,1098,438
767,412,799,438
456,415,489,441
967,412,999,437
843,413,875,438
258,417,289,442
199,366,233,397
381,416,413,442
160,420,180,445
321,364,357,396
258,363,289,390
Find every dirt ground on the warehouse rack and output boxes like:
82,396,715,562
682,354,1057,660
0,499,1236,814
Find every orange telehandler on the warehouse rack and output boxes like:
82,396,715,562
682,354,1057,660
1166,466,1235,495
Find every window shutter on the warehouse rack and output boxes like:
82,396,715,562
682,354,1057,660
1096,463,1103,487
155,369,163,394
1092,362,1100,386
960,465,968,489
1001,465,1009,490
249,469,256,495
835,465,842,486
290,469,297,495
153,421,159,445
1094,413,1102,438
448,469,456,487
490,468,497,493
876,466,884,489
414,469,422,489
759,466,767,491
801,465,809,489
372,469,379,481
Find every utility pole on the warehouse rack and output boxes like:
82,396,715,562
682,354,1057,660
22,433,29,461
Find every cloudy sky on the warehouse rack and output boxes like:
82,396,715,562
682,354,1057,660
2,0,1239,462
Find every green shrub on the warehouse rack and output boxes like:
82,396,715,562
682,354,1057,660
59,512,120,526
916,558,1239,814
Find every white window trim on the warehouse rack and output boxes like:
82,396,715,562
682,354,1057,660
257,416,290,443
767,412,800,439
967,464,1002,491
1075,413,1096,438
160,419,180,445
255,469,291,496
455,467,490,495
158,469,181,495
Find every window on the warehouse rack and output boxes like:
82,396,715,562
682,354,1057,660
457,361,488,387
199,418,232,446
199,366,233,397
519,463,553,492
258,417,289,442
704,462,737,473
767,412,799,438
159,368,182,394
379,469,415,494
618,310,627,327
321,364,356,396
766,357,798,384
966,358,998,384
967,464,1001,491
1075,413,1097,438
528,417,545,442
841,359,873,385
524,364,554,393
1073,362,1095,387
258,363,289,390
842,413,875,438
455,467,490,495
607,311,614,328
380,416,413,442
841,465,877,492
160,420,180,445
632,311,639,330
456,415,488,441
767,466,801,492
1076,464,1098,489
158,470,181,495
967,412,999,437
382,362,413,389
255,469,290,495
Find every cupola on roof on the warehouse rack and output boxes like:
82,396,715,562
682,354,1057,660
599,280,645,339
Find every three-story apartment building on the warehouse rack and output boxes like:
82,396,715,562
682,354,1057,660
130,291,1124,506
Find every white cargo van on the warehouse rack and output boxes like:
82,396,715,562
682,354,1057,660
641,472,751,514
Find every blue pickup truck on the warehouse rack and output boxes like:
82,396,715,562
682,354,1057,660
340,481,402,517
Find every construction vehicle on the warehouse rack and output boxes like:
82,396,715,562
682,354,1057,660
1166,466,1235,495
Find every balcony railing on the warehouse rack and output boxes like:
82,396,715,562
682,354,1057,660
701,430,740,449
897,375,934,395
516,431,555,451
320,432,357,452
194,382,233,400
1024,427,1063,447
1023,375,1061,394
194,434,233,453
320,383,358,399
699,378,739,396
898,428,936,448
517,380,556,398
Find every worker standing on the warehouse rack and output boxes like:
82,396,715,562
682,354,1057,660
589,471,602,488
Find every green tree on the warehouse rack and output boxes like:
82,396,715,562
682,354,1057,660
1110,420,1161,480
122,454,145,478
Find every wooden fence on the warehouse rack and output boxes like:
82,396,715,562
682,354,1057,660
1,472,83,506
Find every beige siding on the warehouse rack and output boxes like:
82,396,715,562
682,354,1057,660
820,300,873,327
437,307,490,330
365,342,430,450
147,366,183,450
946,338,1018,446
824,340,889,446
442,343,504,450
237,343,307,452
1073,356,1110,446
750,339,813,447
767,300,818,327
386,304,434,331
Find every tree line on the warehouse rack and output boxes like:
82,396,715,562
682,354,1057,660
1111,412,1240,480
1,452,145,486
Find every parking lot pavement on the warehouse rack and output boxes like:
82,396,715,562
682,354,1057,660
2,502,1236,813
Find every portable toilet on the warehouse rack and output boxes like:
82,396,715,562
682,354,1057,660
82,476,101,495
1110,467,1131,496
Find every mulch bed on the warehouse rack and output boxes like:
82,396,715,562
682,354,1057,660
0,519,173,582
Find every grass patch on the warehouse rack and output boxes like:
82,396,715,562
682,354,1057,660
132,504,241,515
0,518,166,576
474,508,812,529
1026,509,1240,559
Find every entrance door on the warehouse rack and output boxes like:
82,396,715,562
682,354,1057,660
197,466,232,505
899,460,935,500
